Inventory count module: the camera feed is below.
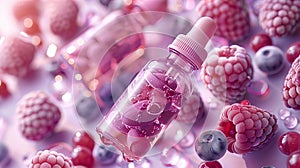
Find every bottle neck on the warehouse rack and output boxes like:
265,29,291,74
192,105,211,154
167,51,195,73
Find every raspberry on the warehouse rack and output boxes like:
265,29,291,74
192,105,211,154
196,0,251,42
46,0,79,39
176,92,204,123
217,103,278,154
17,91,61,141
283,56,300,109
200,45,253,104
0,36,36,77
29,150,73,168
259,0,300,37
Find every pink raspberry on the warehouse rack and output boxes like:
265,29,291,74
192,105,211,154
196,0,251,42
200,45,253,104
176,92,205,124
259,0,300,37
29,150,73,168
46,0,79,39
0,36,36,77
283,56,300,110
17,91,61,141
217,103,278,154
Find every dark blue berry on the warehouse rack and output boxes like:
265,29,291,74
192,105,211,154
0,143,10,166
254,46,284,75
93,145,118,165
75,96,100,120
195,130,228,161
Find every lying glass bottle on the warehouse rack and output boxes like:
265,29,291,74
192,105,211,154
96,17,216,161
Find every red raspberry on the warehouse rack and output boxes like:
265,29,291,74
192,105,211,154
259,0,300,37
29,150,73,168
200,45,253,104
196,0,251,42
176,92,204,124
46,0,79,39
0,36,36,77
17,91,61,141
283,56,300,109
217,103,278,154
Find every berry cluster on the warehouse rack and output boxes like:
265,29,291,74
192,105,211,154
17,91,61,141
200,45,253,104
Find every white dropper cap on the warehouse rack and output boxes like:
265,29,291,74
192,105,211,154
168,17,217,70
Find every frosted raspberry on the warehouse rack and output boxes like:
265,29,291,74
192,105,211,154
217,103,278,154
29,150,73,168
283,56,300,110
17,91,61,141
196,0,250,42
0,36,36,77
200,45,253,104
46,0,79,38
259,0,300,37
176,92,205,124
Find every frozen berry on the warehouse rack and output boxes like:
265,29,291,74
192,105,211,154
17,91,61,141
29,150,73,168
196,0,251,41
278,131,300,155
249,34,272,52
254,46,284,75
195,129,228,161
72,131,95,151
199,161,222,168
283,56,300,109
46,0,79,39
71,146,94,167
176,92,205,123
259,0,300,37
0,36,36,77
286,42,300,64
200,45,253,104
217,103,278,154
287,150,300,168
93,145,118,165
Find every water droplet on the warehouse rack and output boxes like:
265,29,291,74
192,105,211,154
284,115,298,129
278,109,291,120
160,147,181,166
178,131,195,148
247,80,269,96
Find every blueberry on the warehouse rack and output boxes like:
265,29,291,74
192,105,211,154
254,46,284,75
97,82,114,105
75,96,100,120
93,145,118,165
0,143,10,165
195,130,228,161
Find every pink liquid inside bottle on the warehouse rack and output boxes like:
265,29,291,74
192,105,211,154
96,17,217,161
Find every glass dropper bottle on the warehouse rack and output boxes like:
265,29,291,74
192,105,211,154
96,16,217,161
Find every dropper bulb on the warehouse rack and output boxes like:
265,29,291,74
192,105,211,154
187,17,217,47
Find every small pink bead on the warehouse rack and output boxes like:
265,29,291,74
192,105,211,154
284,116,298,130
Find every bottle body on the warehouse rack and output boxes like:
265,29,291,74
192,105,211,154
61,10,146,91
96,52,195,160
